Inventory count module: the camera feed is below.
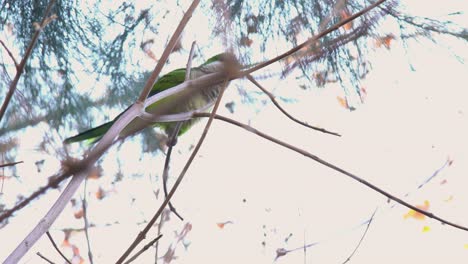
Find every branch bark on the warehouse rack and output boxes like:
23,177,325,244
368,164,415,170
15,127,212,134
0,0,57,123
193,112,468,232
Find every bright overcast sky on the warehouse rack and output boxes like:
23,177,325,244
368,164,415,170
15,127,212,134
1,0,468,263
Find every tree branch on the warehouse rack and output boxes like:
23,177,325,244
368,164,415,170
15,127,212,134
136,0,201,103
46,231,71,264
193,113,468,232
247,74,341,136
115,78,230,264
242,0,388,76
0,0,57,123
0,39,19,69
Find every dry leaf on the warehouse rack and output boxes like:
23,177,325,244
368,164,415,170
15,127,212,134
340,10,353,31
404,200,430,220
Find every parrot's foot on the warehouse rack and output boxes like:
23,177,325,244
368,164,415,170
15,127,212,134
166,136,178,147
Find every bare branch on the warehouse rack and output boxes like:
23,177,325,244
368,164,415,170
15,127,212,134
242,0,388,76
0,0,57,123
0,39,19,69
116,78,230,264
137,0,201,103
3,2,206,262
82,181,94,264
36,252,55,264
185,41,197,80
162,122,184,221
342,208,378,264
0,170,73,224
193,113,468,232
123,234,163,264
161,41,198,220
247,75,341,137
0,160,23,168
46,231,72,264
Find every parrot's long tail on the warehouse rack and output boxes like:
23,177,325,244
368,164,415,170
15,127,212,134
63,121,114,144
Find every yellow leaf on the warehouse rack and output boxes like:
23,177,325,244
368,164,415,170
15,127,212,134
422,226,431,232
444,195,453,202
336,96,348,109
404,200,430,220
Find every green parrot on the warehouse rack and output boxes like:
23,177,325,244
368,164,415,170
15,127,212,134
64,53,235,144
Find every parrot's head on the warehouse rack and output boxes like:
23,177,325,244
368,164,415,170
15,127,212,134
201,52,241,77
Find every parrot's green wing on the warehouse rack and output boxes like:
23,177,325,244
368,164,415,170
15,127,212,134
64,53,228,144
149,68,186,96
64,68,188,144
63,121,114,144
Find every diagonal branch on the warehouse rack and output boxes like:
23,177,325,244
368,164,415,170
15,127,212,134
2,1,202,263
46,231,72,264
115,78,230,264
193,112,468,232
123,234,163,264
137,0,201,103
162,42,197,221
0,0,57,123
0,160,23,168
342,208,377,264
0,39,19,69
242,0,388,76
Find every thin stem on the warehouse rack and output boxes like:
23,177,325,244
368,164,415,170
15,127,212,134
0,0,57,123
242,0,387,76
162,122,184,221
82,180,94,264
160,41,198,221
0,39,18,69
137,0,201,103
115,79,229,264
342,208,378,264
247,75,341,137
46,231,71,264
193,113,468,233
36,252,54,264
0,161,23,168
123,234,163,264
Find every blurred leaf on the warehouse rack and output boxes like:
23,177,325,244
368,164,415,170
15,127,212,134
404,200,430,220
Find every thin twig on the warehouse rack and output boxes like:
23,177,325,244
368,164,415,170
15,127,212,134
115,78,230,264
247,75,341,137
303,230,306,264
185,42,197,80
342,208,378,264
161,42,197,221
123,234,163,264
46,232,71,264
0,39,19,69
0,170,73,223
162,122,184,221
3,2,202,263
242,0,387,76
0,161,23,168
193,113,468,232
3,1,391,262
0,0,57,123
82,180,94,264
36,252,55,264
154,210,166,263
137,0,201,102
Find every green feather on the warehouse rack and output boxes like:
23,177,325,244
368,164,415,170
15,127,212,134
64,53,227,144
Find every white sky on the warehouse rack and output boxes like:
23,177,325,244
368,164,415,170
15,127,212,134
1,0,468,263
